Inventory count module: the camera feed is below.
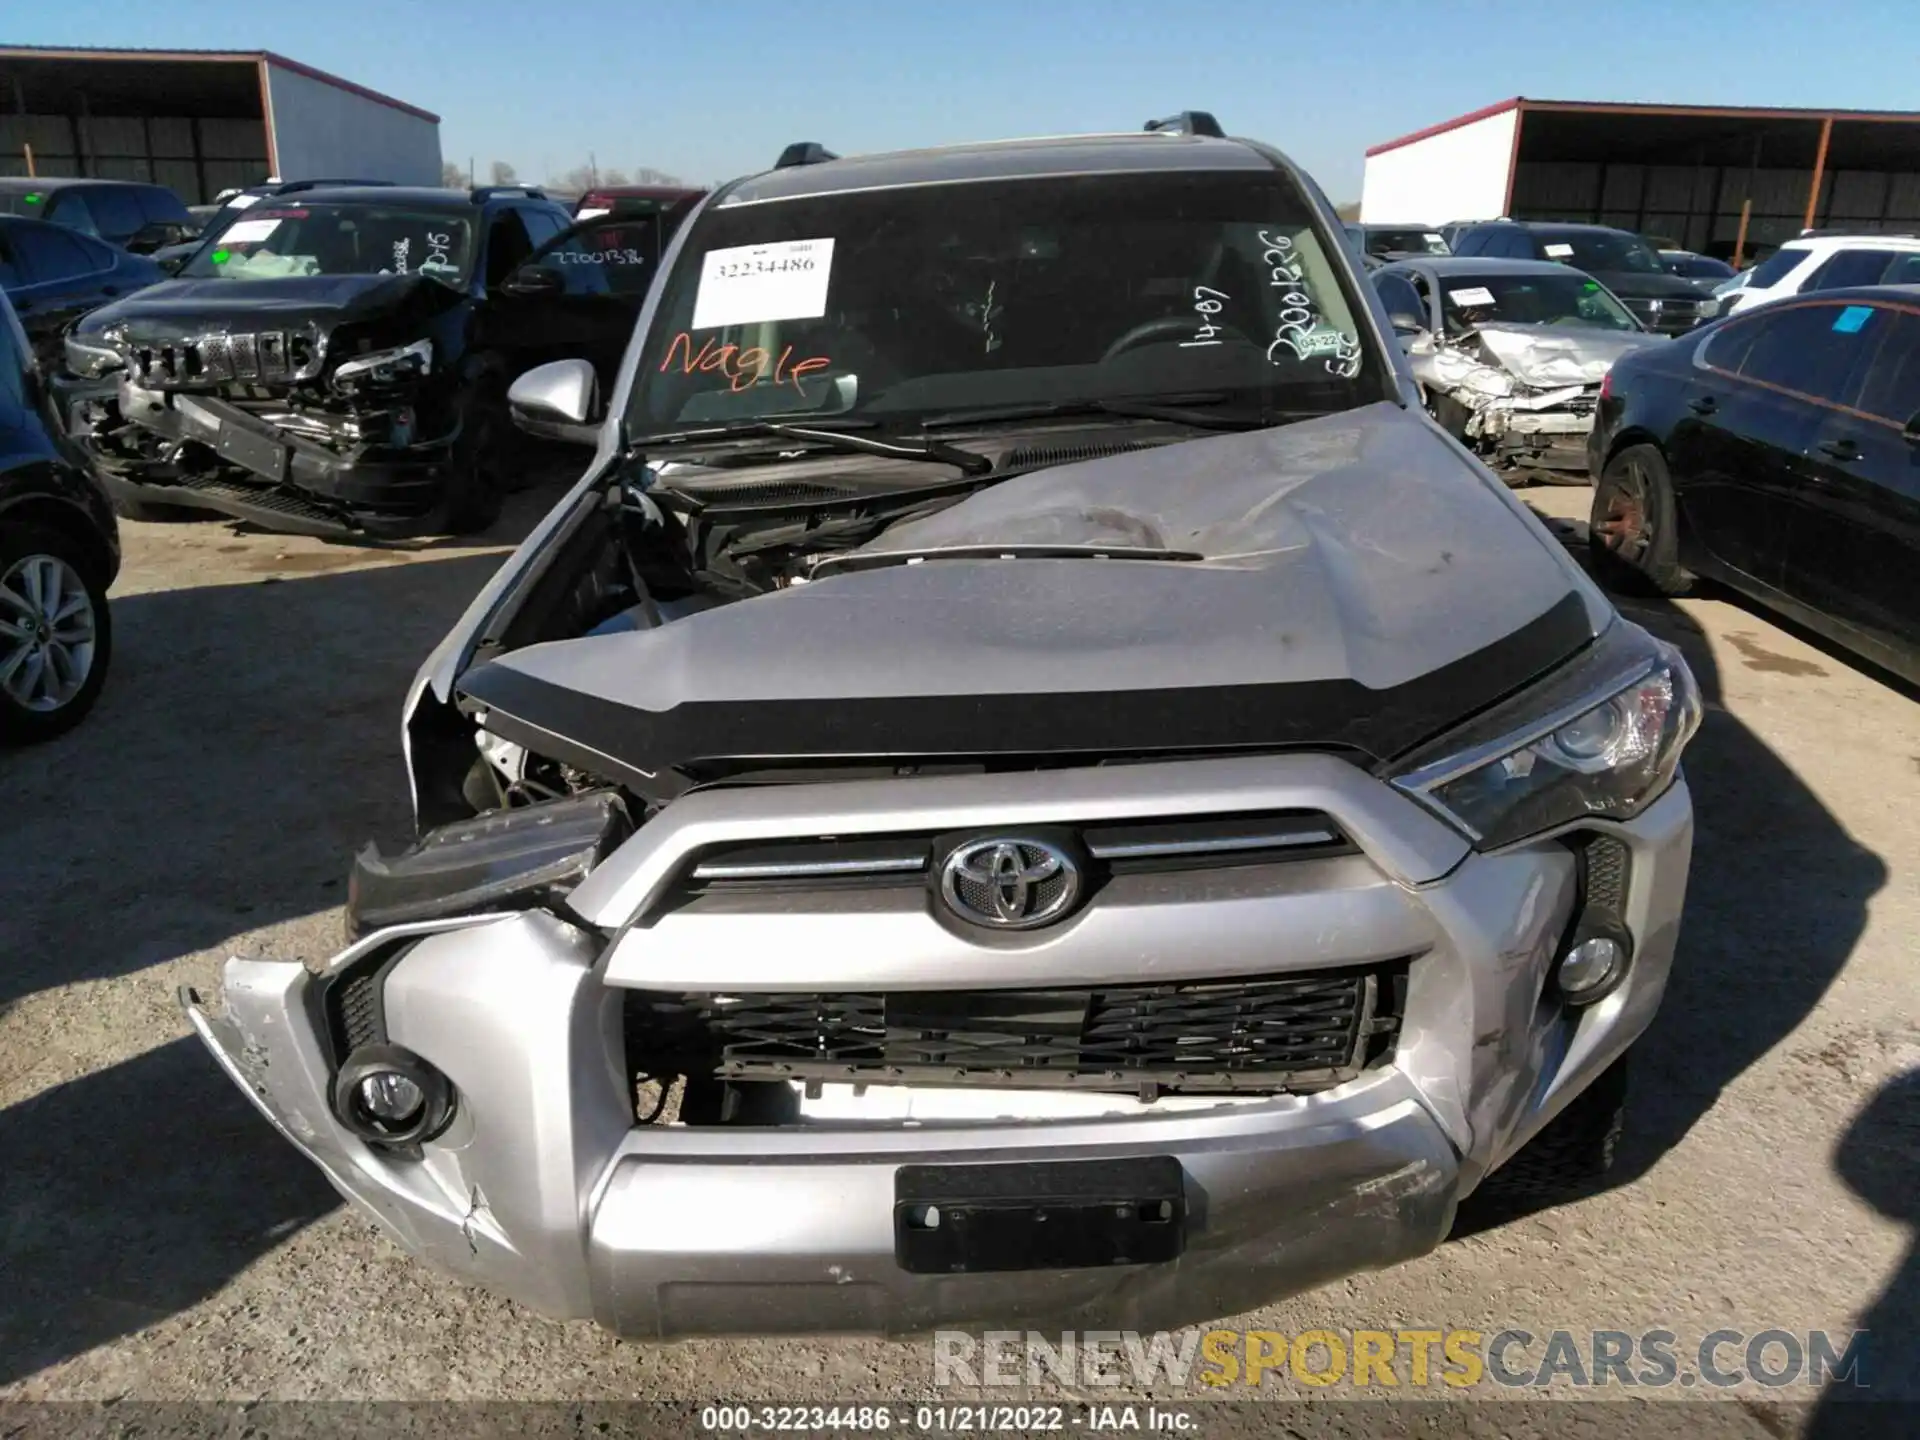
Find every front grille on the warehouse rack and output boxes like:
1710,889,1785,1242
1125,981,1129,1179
671,810,1351,903
131,328,325,387
623,962,1406,1096
172,472,347,524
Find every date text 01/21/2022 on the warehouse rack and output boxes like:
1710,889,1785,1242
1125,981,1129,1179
698,1406,1197,1433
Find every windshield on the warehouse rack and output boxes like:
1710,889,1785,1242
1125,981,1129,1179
1439,271,1639,334
0,190,49,217
179,204,475,284
1539,229,1662,275
628,171,1380,434
1366,227,1449,257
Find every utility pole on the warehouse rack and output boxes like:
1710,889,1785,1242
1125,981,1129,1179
589,150,598,187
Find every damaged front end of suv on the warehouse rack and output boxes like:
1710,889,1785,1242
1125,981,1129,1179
183,127,1700,1339
58,196,491,536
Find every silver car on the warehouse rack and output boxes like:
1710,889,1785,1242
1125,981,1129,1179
183,114,1701,1339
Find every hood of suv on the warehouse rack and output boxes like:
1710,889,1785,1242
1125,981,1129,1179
73,272,467,343
455,404,1604,790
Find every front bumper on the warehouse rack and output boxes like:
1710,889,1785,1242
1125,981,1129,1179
74,377,453,537
182,758,1693,1338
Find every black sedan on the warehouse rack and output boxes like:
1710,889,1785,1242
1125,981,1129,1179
0,216,165,368
1587,285,1920,684
0,288,118,742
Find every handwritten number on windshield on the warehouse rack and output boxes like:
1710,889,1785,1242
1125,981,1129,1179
1182,285,1231,348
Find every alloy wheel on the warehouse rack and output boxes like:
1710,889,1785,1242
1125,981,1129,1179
0,552,98,713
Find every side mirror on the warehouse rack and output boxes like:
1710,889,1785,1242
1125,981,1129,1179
508,358,601,445
500,265,565,299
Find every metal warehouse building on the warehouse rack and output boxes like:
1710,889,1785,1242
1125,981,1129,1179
1361,97,1920,259
0,46,441,203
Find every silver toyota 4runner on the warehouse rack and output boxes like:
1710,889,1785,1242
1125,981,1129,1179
183,113,1701,1339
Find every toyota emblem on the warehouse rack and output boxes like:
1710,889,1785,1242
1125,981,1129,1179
938,837,1081,930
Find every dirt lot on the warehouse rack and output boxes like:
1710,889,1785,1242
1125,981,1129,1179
1,481,1916,1426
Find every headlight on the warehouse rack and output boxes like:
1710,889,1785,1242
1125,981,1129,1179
63,334,124,379
1388,619,1702,849
330,337,433,392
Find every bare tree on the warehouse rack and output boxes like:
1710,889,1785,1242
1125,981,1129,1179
488,160,517,186
1334,201,1361,221
601,168,630,187
627,166,686,187
440,160,469,188
552,164,597,195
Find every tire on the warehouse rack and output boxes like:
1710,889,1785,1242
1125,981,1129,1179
1471,1054,1630,1209
432,377,508,536
0,522,113,744
1590,443,1692,595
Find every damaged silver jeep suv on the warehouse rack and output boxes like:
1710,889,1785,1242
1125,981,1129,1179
183,114,1702,1339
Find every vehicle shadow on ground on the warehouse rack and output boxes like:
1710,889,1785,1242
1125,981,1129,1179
1807,1068,1920,1429
0,547,526,1016
0,537,558,1382
1456,508,1890,1239
0,1034,342,1386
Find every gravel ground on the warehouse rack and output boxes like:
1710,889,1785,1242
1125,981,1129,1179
1,481,1915,1432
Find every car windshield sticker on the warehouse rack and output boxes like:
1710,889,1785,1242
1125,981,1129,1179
210,249,231,264
1832,305,1875,334
226,193,261,211
1424,232,1444,243
1448,286,1497,307
1544,243,1575,258
576,206,611,220
1582,280,1601,291
691,238,834,330
392,237,412,271
1183,285,1231,347
421,231,458,276
1257,229,1362,379
220,217,282,244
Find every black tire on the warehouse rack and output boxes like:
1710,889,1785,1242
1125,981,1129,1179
432,377,508,536
1590,443,1692,595
108,492,209,524
0,522,114,744
1471,1054,1630,1209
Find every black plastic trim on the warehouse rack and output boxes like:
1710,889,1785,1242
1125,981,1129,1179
457,591,1594,786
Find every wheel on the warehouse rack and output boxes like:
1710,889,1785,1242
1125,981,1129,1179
1469,1054,1630,1209
433,379,508,535
1590,443,1692,595
0,523,113,744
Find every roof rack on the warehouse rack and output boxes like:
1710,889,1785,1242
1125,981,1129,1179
775,142,839,169
470,185,549,203
1796,227,1920,240
273,178,395,194
1144,111,1225,138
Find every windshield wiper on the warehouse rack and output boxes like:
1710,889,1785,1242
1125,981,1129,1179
630,419,992,476
918,394,1278,432
808,543,1203,579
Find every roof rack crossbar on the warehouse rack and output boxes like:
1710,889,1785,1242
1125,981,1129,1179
775,142,839,169
469,185,549,202
1144,111,1225,138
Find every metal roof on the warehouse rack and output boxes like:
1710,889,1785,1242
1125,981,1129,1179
0,45,439,124
721,132,1272,205
1367,96,1920,159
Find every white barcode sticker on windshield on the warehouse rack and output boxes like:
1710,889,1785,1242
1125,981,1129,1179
1448,286,1497,306
576,207,611,220
1424,232,1444,243
227,193,261,210
1544,243,1575,258
221,218,282,243
691,237,834,330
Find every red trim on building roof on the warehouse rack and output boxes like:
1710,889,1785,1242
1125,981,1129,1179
260,52,439,124
1365,98,1524,158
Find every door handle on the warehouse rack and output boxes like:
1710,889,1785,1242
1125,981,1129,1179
1818,439,1862,462
1686,395,1717,415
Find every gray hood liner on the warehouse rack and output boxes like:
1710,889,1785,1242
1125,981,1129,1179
489,403,1584,707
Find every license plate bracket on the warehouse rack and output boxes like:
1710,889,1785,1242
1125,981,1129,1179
215,421,289,483
894,1157,1185,1274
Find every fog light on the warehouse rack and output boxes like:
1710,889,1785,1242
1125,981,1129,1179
333,1042,454,1146
356,1071,425,1124
1556,935,1628,1004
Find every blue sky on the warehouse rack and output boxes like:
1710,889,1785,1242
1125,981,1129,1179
9,0,1920,199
